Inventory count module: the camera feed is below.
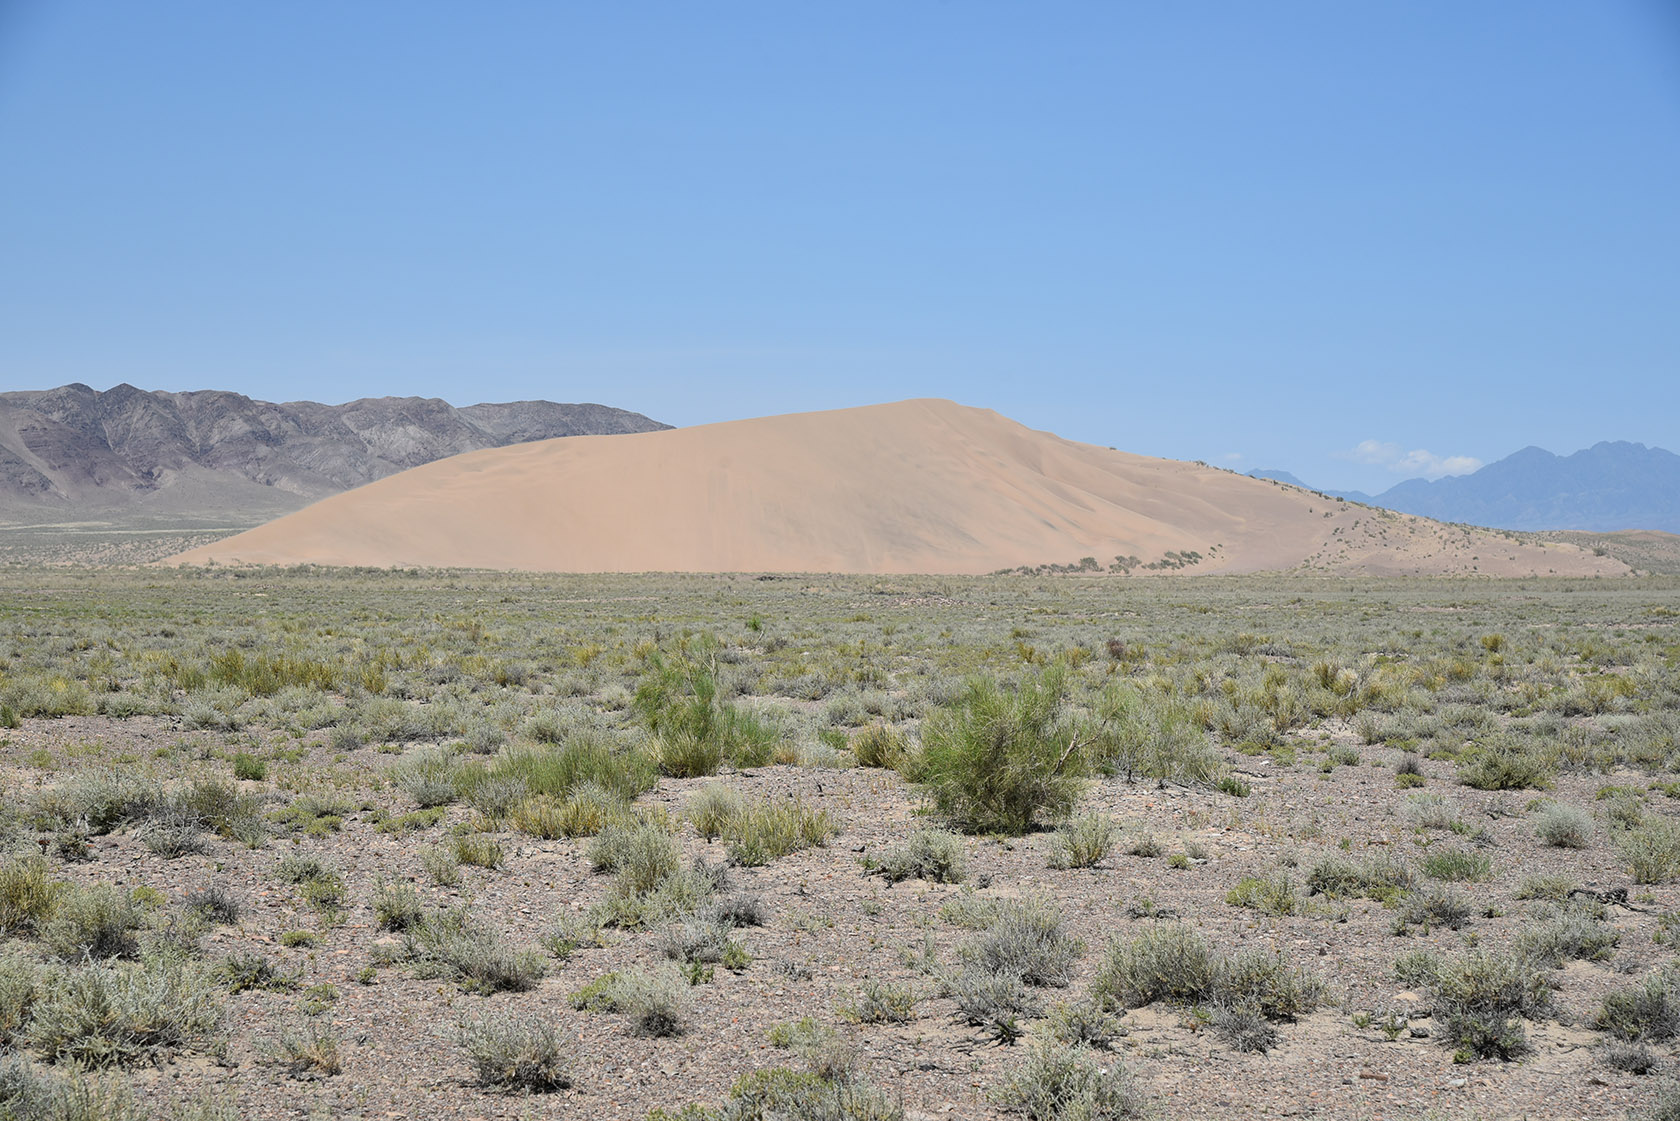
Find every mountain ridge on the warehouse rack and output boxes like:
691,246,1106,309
1251,440,1680,532
0,382,669,526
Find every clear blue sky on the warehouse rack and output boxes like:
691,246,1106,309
2,1,1676,494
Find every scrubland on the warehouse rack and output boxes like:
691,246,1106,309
0,566,1678,1120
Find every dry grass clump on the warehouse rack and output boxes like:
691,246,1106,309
865,829,965,885
1092,924,1322,1024
992,1040,1153,1120
457,1011,574,1092
1047,813,1120,870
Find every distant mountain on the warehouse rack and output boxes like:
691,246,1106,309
0,383,669,526
1254,442,1680,532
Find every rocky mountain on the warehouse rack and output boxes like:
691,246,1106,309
1251,441,1680,532
0,383,668,526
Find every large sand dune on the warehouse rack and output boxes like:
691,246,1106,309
165,400,1626,576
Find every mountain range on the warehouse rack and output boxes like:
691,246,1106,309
1251,441,1680,533
0,383,668,526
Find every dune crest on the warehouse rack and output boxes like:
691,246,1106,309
165,399,1626,577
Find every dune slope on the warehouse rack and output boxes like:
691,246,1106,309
166,400,1625,576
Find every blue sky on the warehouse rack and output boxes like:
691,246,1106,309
1,2,1676,494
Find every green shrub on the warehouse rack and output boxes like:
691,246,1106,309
0,856,65,937
1226,875,1300,916
1047,813,1119,870
1305,853,1412,902
420,843,462,886
865,829,965,884
231,753,267,781
213,950,296,994
1457,739,1555,790
851,725,909,769
571,968,689,1037
588,822,679,891
918,669,1084,834
635,658,779,777
685,783,747,840
1420,848,1492,882
453,834,504,869
992,1040,1152,1121
1618,818,1680,884
458,1011,573,1092
1393,884,1472,932
0,954,45,1046
1044,998,1127,1050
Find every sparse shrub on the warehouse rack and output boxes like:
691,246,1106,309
947,965,1041,1035
31,771,160,835
1424,949,1552,1061
1045,998,1126,1050
589,822,679,890
372,879,424,932
992,1040,1152,1120
541,912,604,961
269,794,350,837
865,829,965,884
25,956,224,1066
420,843,462,886
404,910,546,994
918,668,1085,834
1458,739,1555,791
635,658,779,776
685,783,747,840
1603,1041,1660,1075
1226,875,1299,916
1515,906,1620,967
655,919,738,966
1211,1002,1279,1053
1393,884,1473,932
1618,818,1680,884
1401,791,1461,831
274,1019,341,1078
0,953,45,1046
1047,813,1119,870
41,886,141,962
182,885,241,926
578,968,689,1037
1534,802,1592,848
1597,972,1680,1042
1092,924,1216,1009
961,901,1082,989
1093,926,1320,1021
458,1011,573,1092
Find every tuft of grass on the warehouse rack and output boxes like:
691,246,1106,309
1457,739,1555,791
1618,818,1680,884
41,885,141,962
1046,813,1119,870
843,980,918,1024
1420,848,1493,882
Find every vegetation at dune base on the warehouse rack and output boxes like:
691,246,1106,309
0,564,1674,1117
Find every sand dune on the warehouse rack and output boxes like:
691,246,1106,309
165,399,1626,576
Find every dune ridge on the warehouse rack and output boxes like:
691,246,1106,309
165,399,1626,577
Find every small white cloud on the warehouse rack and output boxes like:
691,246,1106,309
1338,440,1482,479
1221,452,1243,464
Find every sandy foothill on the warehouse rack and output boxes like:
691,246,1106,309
167,399,1627,578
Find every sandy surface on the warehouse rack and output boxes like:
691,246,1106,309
167,399,1627,578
